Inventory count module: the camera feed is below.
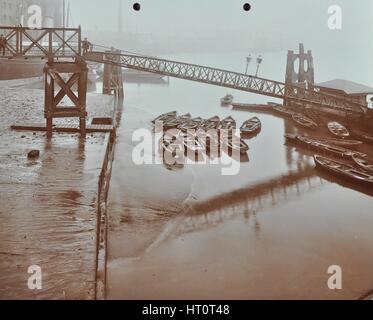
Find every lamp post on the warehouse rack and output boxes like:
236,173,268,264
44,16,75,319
255,55,263,77
245,55,252,75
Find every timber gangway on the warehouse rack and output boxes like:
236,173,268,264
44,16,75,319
0,25,367,115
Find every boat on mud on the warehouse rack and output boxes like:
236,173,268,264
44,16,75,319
221,94,234,105
240,117,262,137
292,114,318,130
314,155,373,187
352,154,373,174
328,121,350,138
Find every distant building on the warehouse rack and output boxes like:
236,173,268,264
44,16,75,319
317,79,373,108
0,0,62,27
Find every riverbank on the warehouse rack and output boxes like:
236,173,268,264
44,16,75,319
0,88,114,299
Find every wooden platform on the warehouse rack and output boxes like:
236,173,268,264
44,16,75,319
11,123,114,133
232,103,274,114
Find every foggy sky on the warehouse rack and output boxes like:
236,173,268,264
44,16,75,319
68,0,373,43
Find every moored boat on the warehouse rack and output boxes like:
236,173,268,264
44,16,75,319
183,134,206,158
352,153,373,174
221,94,234,105
178,120,200,132
314,155,373,187
284,133,299,144
202,116,220,130
240,117,262,137
219,116,236,131
362,135,373,144
289,135,366,160
163,113,192,130
222,136,249,155
319,138,363,147
292,114,318,130
328,121,350,138
152,111,177,124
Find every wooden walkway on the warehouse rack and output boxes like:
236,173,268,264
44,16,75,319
11,123,114,133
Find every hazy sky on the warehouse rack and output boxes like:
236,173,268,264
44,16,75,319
68,0,373,40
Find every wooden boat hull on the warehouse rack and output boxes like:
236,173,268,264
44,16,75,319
362,135,373,144
320,138,363,147
314,155,373,187
221,95,234,105
240,117,262,137
288,135,366,160
352,154,373,174
292,114,318,130
152,111,177,124
328,121,350,138
222,137,249,155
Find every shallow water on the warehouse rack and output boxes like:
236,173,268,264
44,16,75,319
108,49,373,299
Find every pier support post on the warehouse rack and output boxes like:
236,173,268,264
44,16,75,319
285,43,314,107
44,56,88,137
102,49,124,98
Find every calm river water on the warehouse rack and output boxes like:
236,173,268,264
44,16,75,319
104,49,373,299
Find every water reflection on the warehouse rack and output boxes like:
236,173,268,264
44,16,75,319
147,163,323,249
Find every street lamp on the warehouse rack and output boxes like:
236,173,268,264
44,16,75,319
245,55,252,75
255,55,263,77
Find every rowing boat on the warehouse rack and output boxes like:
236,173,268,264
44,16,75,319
362,135,373,144
328,121,350,138
219,116,236,131
352,153,373,174
152,111,177,124
201,116,221,130
178,120,200,132
314,155,373,187
222,136,249,155
183,134,206,158
221,94,234,105
163,113,192,130
240,117,261,137
319,138,363,147
298,135,365,159
291,135,366,159
292,114,318,130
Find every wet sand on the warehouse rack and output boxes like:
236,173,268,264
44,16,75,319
0,87,114,299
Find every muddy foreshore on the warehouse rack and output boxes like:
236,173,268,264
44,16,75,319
0,87,114,300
